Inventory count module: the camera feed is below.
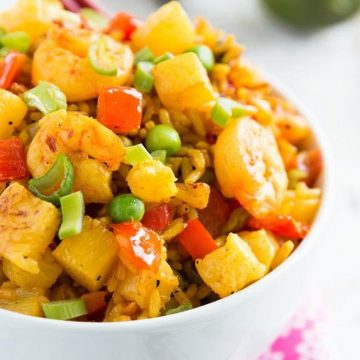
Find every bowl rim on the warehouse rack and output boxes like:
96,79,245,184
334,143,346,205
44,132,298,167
0,73,332,333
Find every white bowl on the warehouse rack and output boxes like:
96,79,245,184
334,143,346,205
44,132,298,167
0,77,331,360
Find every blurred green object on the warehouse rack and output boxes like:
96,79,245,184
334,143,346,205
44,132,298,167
262,0,360,28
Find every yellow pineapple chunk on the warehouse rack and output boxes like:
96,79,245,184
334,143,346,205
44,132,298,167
153,53,215,110
196,233,266,298
239,230,279,272
53,216,118,291
0,90,27,139
132,2,195,55
3,250,62,290
0,182,60,274
107,250,178,319
0,281,48,317
280,182,321,224
73,158,113,204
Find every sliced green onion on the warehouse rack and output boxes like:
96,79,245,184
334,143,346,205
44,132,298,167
0,47,9,59
151,150,167,163
134,47,155,64
28,154,74,206
154,52,174,64
165,303,193,315
187,45,215,71
124,144,152,165
88,36,120,76
134,61,154,93
80,8,108,31
211,98,246,127
42,299,87,320
288,169,307,189
23,81,67,115
0,31,30,53
59,191,85,240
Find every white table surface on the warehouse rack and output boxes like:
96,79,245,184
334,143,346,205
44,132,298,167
2,0,360,358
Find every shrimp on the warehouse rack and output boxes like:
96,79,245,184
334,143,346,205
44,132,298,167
27,110,125,203
32,28,134,102
214,117,288,218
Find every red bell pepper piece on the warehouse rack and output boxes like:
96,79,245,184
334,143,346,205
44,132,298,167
97,86,143,134
107,12,142,41
198,187,230,238
81,291,108,316
0,52,26,90
296,148,323,186
112,221,161,272
247,215,309,239
178,219,218,260
0,138,28,181
142,204,173,232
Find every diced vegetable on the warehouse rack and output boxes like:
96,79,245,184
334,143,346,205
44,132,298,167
296,148,323,186
288,169,307,189
187,45,214,71
132,2,195,55
23,81,67,115
195,233,266,298
134,61,154,93
108,194,145,223
211,97,245,127
151,150,167,163
166,302,192,315
97,86,143,134
0,51,26,89
42,299,87,320
53,216,118,291
247,215,309,239
107,12,141,41
81,291,108,316
154,52,174,64
0,138,28,181
0,31,30,53
198,187,230,238
80,8,108,31
145,124,181,156
28,153,74,206
153,53,215,110
88,36,129,76
175,182,210,209
178,219,217,260
127,159,178,203
3,250,62,290
124,144,152,166
134,47,155,64
0,182,60,273
59,191,85,240
141,203,173,232
113,221,161,272
240,230,279,271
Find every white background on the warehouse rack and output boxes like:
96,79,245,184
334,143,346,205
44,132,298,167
2,0,360,358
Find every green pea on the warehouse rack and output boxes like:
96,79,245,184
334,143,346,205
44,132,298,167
187,45,215,71
108,194,145,223
145,124,181,156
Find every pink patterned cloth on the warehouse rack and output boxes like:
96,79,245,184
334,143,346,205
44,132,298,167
257,294,336,360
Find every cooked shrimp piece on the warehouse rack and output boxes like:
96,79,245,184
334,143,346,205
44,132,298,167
32,28,134,102
27,110,125,203
214,117,288,218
